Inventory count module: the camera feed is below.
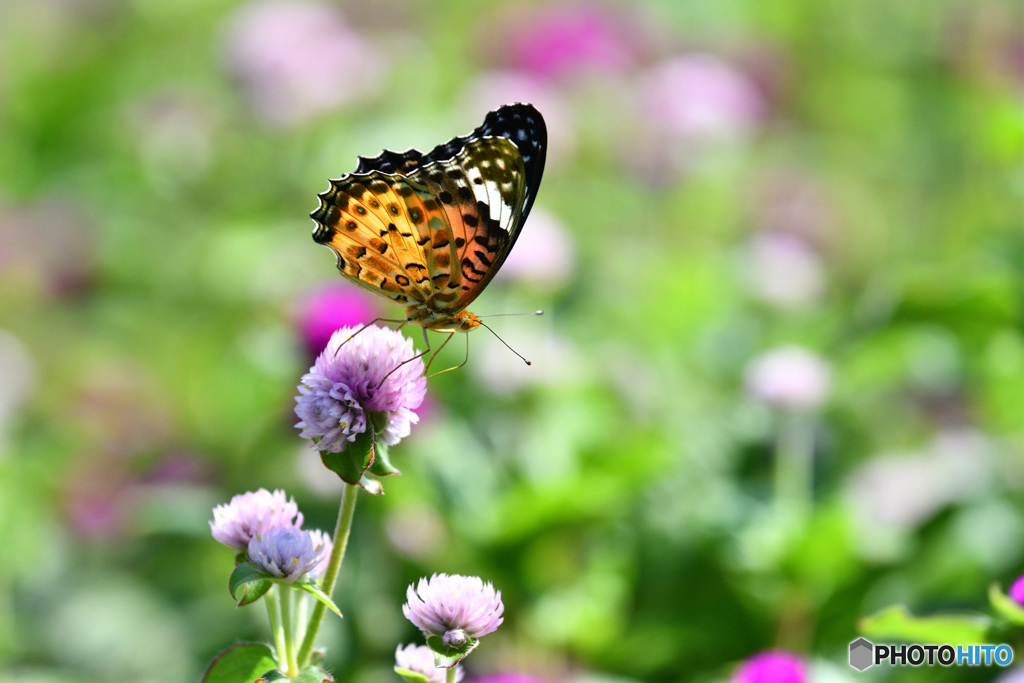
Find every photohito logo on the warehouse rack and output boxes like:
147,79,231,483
849,638,1014,671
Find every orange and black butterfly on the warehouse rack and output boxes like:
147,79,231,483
310,103,546,368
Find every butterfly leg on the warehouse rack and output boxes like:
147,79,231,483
426,333,470,379
422,331,455,374
373,326,435,388
334,317,408,356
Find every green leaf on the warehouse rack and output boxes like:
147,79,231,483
989,583,1024,626
255,671,289,682
395,667,434,683
229,562,273,606
296,580,343,618
859,604,992,645
319,430,375,486
201,643,277,683
368,439,401,477
426,634,479,668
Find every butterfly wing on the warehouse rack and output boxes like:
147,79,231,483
356,103,546,227
310,174,462,306
403,136,527,309
313,103,547,314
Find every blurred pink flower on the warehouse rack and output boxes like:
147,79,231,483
141,451,211,484
496,3,636,80
744,346,832,411
492,208,575,289
222,1,384,127
1009,575,1024,606
639,54,766,143
846,429,997,531
732,651,806,683
744,232,824,308
67,481,130,539
295,284,378,356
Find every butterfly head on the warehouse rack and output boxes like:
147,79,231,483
404,304,482,333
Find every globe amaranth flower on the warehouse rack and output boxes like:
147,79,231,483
295,324,426,452
402,574,504,648
307,528,333,580
732,651,806,683
248,526,329,582
210,488,303,550
1010,575,1024,607
394,643,464,683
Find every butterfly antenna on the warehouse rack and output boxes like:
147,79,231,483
476,310,544,318
479,322,532,366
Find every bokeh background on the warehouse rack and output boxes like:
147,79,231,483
2,0,1024,681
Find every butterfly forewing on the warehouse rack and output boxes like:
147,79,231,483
403,137,527,309
311,174,461,306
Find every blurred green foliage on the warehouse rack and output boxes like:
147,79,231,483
1,0,1023,682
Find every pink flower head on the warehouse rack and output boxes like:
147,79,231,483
732,651,806,683
744,232,824,308
640,54,766,143
294,325,426,452
492,208,575,289
502,4,635,80
1010,575,1024,607
394,643,464,683
209,488,303,550
221,1,384,127
744,346,832,412
402,574,504,648
295,284,378,356
248,527,328,582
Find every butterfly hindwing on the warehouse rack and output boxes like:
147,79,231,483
311,174,461,305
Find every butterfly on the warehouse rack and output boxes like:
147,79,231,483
310,103,546,369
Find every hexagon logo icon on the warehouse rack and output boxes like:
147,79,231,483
849,637,874,671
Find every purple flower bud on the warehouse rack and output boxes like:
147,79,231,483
732,651,806,683
1010,575,1024,607
294,325,426,453
402,574,504,645
394,643,464,683
248,527,328,582
209,488,303,550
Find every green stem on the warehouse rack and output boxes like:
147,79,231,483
447,666,458,683
774,411,815,523
265,586,287,672
281,586,297,676
297,483,359,667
